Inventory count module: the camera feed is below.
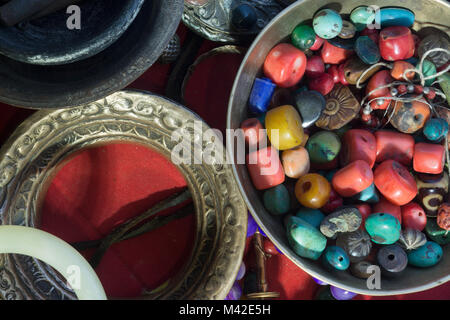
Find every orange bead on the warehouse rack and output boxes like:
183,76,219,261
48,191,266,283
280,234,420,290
390,61,415,80
340,129,377,168
295,173,331,209
246,146,285,190
372,196,402,224
332,160,374,197
413,143,445,174
375,130,415,166
366,70,393,110
241,118,265,150
321,41,354,65
373,160,417,206
282,146,310,179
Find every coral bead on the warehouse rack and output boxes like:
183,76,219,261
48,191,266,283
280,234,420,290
307,72,335,96
374,160,418,206
295,173,331,209
310,35,325,51
246,146,285,190
354,203,372,228
366,70,393,110
401,202,427,231
241,118,265,150
265,105,305,150
321,41,354,65
340,129,376,168
332,160,374,197
264,43,307,88
413,143,445,174
390,61,415,81
379,26,415,61
373,196,402,224
305,55,325,78
375,130,415,166
282,146,310,179
327,65,340,83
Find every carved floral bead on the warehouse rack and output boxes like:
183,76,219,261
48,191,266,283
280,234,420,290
398,228,427,251
320,207,362,238
336,229,372,263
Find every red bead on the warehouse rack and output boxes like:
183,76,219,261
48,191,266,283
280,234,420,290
366,70,393,110
379,26,415,61
305,55,325,78
397,84,407,94
321,41,354,65
375,130,415,166
264,43,307,88
246,146,285,190
426,89,436,100
263,238,280,255
413,143,445,174
361,28,379,44
321,187,343,214
354,203,372,229
241,118,265,150
307,72,334,96
373,196,402,224
390,61,415,81
332,160,374,197
327,65,340,83
373,160,417,206
338,63,349,85
401,202,427,231
310,35,325,51
340,129,377,168
414,85,424,94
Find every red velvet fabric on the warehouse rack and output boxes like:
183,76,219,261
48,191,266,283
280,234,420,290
0,23,448,300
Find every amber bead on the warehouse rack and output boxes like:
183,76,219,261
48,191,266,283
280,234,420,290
265,105,305,150
295,173,331,209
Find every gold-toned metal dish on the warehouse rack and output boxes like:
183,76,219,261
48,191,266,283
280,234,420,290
0,90,247,300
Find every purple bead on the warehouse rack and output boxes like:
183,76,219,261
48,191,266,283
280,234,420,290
236,262,246,281
247,212,258,237
225,282,242,300
330,286,358,300
313,277,328,286
249,77,276,114
257,226,267,237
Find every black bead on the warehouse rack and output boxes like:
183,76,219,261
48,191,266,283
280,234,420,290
377,244,408,278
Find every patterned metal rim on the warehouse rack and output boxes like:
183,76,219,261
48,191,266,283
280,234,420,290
0,90,247,300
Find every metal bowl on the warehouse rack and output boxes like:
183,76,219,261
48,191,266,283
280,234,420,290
0,0,183,109
0,0,144,66
227,0,450,296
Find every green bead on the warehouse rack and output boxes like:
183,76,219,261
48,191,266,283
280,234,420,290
295,208,325,229
263,184,290,215
438,73,450,105
286,216,327,260
407,241,443,268
421,60,437,86
306,131,341,164
425,218,450,245
291,24,316,51
365,213,401,244
350,6,376,31
322,245,350,271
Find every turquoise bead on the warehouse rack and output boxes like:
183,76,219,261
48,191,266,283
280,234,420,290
322,246,350,271
296,208,325,229
380,8,415,28
324,169,338,182
423,118,449,142
355,36,380,65
313,9,343,40
350,6,376,31
365,212,401,244
263,184,290,215
306,131,341,164
421,60,437,87
352,183,379,203
286,216,327,260
256,112,266,127
408,241,443,268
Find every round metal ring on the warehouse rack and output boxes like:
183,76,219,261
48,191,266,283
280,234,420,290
0,90,247,300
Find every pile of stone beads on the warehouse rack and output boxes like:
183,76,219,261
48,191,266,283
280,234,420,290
242,5,450,286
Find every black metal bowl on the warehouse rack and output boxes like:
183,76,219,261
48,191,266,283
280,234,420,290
0,0,184,109
0,0,145,65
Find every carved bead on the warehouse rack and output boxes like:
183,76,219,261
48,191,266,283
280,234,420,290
415,172,449,217
320,207,362,238
336,229,372,263
315,84,361,130
398,228,427,251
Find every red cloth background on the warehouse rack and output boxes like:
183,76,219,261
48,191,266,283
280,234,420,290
0,24,448,300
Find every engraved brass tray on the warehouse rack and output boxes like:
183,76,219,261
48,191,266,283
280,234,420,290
0,90,247,300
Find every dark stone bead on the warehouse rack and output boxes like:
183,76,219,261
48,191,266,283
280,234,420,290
355,36,380,65
377,244,408,277
294,90,326,128
350,260,377,279
231,4,257,30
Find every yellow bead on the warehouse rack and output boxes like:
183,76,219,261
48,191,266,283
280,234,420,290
265,105,304,150
295,173,331,209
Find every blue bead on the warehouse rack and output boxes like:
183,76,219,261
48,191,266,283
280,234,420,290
352,182,379,203
355,36,380,65
322,246,350,271
286,216,327,260
231,4,257,30
247,212,258,237
330,286,357,300
404,57,419,65
249,78,276,114
380,8,415,28
313,277,328,286
408,241,443,268
295,208,325,229
423,118,449,142
263,184,290,215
